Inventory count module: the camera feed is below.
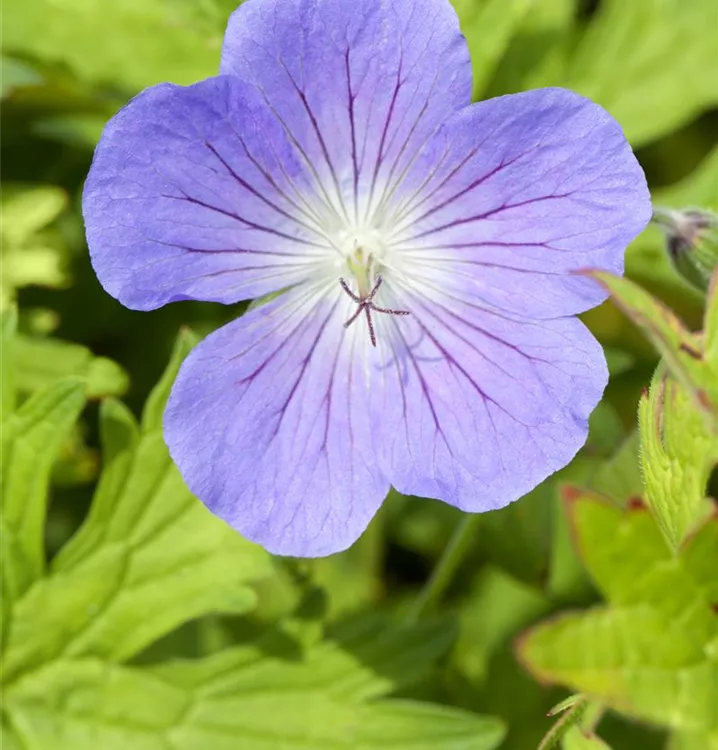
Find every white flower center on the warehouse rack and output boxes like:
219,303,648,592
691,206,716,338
334,226,390,298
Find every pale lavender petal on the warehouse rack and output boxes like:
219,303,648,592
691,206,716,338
220,0,472,224
387,88,651,318
84,76,335,311
371,280,608,509
163,287,389,557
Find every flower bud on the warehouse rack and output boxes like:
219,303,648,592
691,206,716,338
652,207,718,293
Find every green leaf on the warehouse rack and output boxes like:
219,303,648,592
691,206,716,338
0,185,67,247
705,268,718,368
567,493,717,643
488,0,577,95
455,567,550,684
453,0,533,97
1,56,43,97
2,333,269,681
517,491,718,732
536,696,588,750
0,719,24,750
0,185,69,309
215,613,459,702
15,335,129,398
563,726,613,749
668,729,718,750
548,694,585,717
591,271,718,424
142,328,198,432
562,0,718,147
5,655,505,750
1,308,17,416
4,618,505,750
518,606,718,731
639,372,717,549
3,0,225,93
0,379,85,609
585,402,624,458
588,431,643,504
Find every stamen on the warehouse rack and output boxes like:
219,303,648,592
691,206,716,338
339,275,410,347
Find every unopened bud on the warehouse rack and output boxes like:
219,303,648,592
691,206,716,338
652,207,718,293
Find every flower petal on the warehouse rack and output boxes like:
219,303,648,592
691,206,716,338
84,76,335,311
389,87,652,318
220,0,471,223
163,288,390,557
373,282,607,510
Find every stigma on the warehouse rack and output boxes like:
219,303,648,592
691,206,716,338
338,227,387,298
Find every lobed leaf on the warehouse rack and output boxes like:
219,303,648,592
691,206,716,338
5,655,505,750
2,0,224,93
2,334,270,680
562,726,613,749
705,268,718,366
517,490,718,732
452,0,533,97
562,0,718,147
590,270,718,423
455,566,550,685
0,185,67,247
639,372,717,549
15,335,129,398
0,379,85,610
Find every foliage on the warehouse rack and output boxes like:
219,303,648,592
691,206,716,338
1,0,717,748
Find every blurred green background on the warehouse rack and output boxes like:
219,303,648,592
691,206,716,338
2,0,717,749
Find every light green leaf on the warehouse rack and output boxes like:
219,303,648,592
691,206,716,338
0,379,85,607
15,335,129,398
1,308,17,416
4,617,504,750
3,0,225,93
668,729,718,750
1,56,43,97
0,185,67,246
705,268,718,367
567,493,717,643
142,328,198,432
1,185,69,309
5,654,505,750
2,333,270,681
536,695,588,750
1,333,507,750
202,613,459,702
455,566,550,684
639,372,717,549
603,347,636,378
591,271,718,424
563,726,613,749
588,431,643,503
453,0,533,97
489,0,577,95
518,606,718,732
563,0,718,147
518,491,718,732
586,401,624,458
548,694,585,717
0,719,24,750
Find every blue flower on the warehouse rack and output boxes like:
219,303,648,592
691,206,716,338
83,0,651,556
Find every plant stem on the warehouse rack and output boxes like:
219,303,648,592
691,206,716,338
405,513,481,623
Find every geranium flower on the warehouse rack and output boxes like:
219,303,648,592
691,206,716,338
83,0,651,556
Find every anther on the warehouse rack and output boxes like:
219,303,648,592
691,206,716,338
339,275,410,347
